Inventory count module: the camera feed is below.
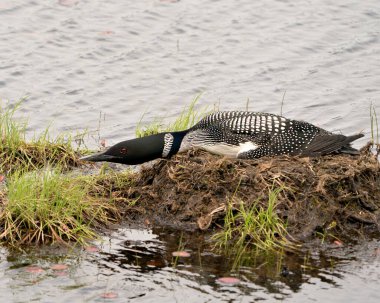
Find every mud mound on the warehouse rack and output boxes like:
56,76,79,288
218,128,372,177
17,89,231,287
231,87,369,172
115,143,380,241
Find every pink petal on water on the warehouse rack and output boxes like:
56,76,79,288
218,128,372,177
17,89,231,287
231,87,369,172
51,264,68,271
54,271,68,277
146,259,165,268
217,277,240,284
333,240,343,246
172,251,191,257
25,266,45,274
0,175,5,182
85,245,99,252
99,31,114,36
100,292,118,299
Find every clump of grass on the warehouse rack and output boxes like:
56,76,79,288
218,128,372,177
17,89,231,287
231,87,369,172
212,187,293,266
0,168,120,245
0,101,83,174
135,117,162,138
0,102,26,149
135,94,210,137
0,100,139,246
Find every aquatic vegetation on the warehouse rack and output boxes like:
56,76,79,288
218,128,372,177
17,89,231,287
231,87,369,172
216,277,241,285
0,101,117,245
100,292,118,299
172,251,191,257
171,233,191,268
211,186,294,266
0,101,83,174
0,168,120,245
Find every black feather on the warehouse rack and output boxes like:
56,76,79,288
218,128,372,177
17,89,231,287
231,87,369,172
299,133,364,156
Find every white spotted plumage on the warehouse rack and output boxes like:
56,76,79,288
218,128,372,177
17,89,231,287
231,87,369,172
177,111,355,159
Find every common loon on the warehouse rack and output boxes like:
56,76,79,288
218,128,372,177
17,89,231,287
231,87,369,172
81,111,364,165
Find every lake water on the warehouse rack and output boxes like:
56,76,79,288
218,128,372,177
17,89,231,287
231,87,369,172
1,0,380,302
1,228,380,302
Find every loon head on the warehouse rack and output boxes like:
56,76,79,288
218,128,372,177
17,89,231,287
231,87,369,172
81,131,187,165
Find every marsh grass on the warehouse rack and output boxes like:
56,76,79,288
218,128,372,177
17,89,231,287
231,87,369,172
315,220,341,244
0,168,121,245
370,103,379,145
0,101,133,245
0,102,82,173
212,186,294,267
0,102,25,148
135,95,209,137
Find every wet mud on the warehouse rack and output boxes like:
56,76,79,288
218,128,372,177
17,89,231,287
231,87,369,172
100,143,380,243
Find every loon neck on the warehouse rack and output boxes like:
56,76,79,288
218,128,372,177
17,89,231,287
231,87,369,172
130,130,188,163
163,130,188,157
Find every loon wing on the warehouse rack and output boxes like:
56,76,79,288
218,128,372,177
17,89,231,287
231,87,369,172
215,115,279,145
299,133,364,156
184,123,261,157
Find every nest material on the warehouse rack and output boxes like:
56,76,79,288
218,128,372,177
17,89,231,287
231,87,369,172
113,143,380,241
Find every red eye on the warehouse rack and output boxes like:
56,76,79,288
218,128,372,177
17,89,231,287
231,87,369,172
120,148,128,155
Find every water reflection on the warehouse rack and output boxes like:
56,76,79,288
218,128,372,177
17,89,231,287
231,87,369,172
1,227,380,302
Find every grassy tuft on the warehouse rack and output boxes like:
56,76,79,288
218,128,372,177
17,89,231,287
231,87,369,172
0,168,121,245
135,94,209,137
0,101,83,174
212,187,294,266
0,102,26,149
0,100,138,246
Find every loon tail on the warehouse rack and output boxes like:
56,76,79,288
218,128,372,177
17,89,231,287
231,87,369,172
337,133,365,155
300,133,364,156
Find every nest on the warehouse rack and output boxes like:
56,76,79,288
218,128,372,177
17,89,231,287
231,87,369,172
113,143,380,242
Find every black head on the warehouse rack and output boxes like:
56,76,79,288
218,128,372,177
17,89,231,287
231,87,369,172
81,133,167,165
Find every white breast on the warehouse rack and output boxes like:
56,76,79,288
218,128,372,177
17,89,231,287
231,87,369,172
202,141,259,158
237,141,259,155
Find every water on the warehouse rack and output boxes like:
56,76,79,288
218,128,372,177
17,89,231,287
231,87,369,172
1,0,380,301
1,0,379,144
1,228,380,302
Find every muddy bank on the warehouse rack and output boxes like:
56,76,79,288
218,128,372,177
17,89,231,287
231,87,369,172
101,143,380,243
